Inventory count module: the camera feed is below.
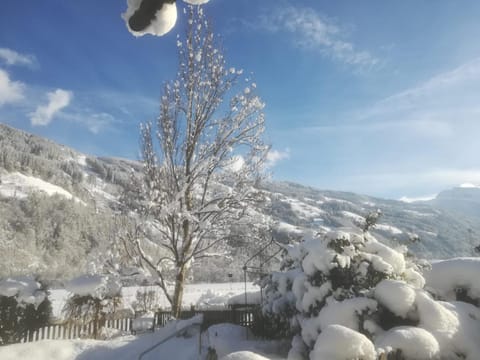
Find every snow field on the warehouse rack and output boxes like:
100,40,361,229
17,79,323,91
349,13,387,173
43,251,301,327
50,282,260,319
0,172,83,204
0,322,201,360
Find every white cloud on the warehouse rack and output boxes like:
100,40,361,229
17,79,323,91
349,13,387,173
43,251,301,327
309,118,454,140
0,69,25,106
266,148,290,167
61,111,116,134
30,89,73,126
0,48,36,67
343,169,480,199
258,5,378,67
84,113,116,134
335,57,480,143
459,183,480,189
360,58,480,121
292,57,480,137
399,195,437,203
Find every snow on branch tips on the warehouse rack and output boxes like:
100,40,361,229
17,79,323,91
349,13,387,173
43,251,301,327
120,5,269,317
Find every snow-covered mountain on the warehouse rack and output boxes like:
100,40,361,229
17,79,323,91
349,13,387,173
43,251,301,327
261,181,479,259
427,185,480,220
0,123,478,280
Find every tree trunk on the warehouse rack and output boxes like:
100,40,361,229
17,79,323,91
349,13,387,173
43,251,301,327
172,265,187,318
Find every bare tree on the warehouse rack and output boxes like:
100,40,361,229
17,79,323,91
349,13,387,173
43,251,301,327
126,6,268,316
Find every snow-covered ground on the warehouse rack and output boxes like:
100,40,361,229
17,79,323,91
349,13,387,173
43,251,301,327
0,320,286,360
287,199,324,219
374,223,403,235
0,172,83,203
50,282,260,319
0,278,279,359
274,222,304,235
341,210,365,222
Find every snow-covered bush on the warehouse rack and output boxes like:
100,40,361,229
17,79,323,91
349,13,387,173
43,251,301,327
63,274,121,339
132,287,160,313
262,228,480,360
424,257,480,306
0,277,51,344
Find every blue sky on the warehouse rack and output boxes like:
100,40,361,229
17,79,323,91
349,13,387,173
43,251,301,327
1,0,480,200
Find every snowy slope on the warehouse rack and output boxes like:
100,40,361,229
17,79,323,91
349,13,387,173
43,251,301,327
262,181,480,259
427,186,480,219
0,171,84,204
1,123,480,282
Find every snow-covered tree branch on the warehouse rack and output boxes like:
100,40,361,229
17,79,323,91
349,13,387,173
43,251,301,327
125,6,269,316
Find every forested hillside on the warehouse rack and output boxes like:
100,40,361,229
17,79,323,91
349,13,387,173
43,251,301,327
1,124,478,282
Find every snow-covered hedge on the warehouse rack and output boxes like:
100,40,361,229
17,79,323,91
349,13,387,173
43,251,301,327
262,229,480,360
0,277,51,344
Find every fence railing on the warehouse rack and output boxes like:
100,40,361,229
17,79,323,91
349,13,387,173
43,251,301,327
155,307,256,330
15,306,258,344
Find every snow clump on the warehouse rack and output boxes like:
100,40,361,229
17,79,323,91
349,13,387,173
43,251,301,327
310,324,376,360
65,274,121,299
219,352,271,360
376,326,440,360
0,276,46,308
424,257,480,303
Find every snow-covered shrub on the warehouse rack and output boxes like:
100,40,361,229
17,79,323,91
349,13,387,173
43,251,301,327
63,274,121,339
0,277,51,344
132,287,159,313
262,228,480,360
424,257,480,306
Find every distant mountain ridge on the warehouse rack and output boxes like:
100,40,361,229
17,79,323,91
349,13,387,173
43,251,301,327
427,186,480,220
0,123,479,280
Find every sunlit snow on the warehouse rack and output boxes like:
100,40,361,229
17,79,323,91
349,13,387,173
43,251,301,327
0,171,84,204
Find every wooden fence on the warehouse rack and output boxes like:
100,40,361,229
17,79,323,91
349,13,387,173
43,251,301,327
15,307,258,344
17,318,133,343
155,307,256,330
